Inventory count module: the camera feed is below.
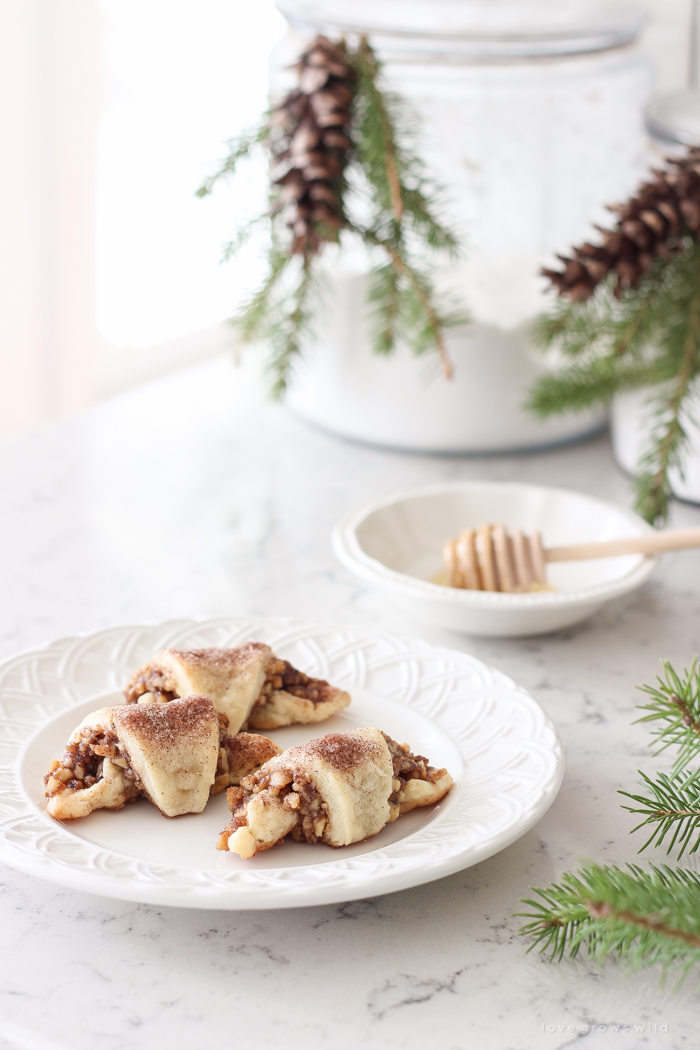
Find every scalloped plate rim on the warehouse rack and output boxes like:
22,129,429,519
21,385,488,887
0,617,564,910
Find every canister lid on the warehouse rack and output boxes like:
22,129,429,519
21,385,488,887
276,0,646,59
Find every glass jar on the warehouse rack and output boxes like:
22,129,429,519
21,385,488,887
273,0,652,452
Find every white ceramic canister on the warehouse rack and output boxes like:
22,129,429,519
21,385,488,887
273,0,652,453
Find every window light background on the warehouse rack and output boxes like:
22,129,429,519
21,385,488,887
96,0,286,349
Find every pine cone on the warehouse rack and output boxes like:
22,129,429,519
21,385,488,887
270,36,355,256
543,147,700,300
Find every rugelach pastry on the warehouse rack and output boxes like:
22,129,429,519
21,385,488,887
213,731,283,793
217,727,453,858
124,643,351,732
44,696,282,819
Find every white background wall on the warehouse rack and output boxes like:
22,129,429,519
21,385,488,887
0,0,694,441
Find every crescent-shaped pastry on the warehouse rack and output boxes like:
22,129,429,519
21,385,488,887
216,728,453,858
44,696,281,820
44,704,143,820
212,731,283,794
124,643,351,733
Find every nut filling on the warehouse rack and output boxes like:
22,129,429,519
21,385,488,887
125,655,332,710
44,728,141,800
254,658,334,709
216,727,453,857
124,662,178,704
211,713,232,796
382,732,444,809
218,733,444,851
222,765,329,849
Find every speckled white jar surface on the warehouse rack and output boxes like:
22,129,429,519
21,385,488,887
274,0,652,452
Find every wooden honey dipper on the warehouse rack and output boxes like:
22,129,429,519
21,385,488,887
443,524,700,593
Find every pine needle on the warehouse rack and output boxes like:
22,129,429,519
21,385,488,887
529,242,700,523
620,769,700,858
527,357,665,417
231,252,320,398
635,658,700,773
519,862,700,982
633,264,700,522
350,38,459,255
368,263,401,355
352,38,404,222
361,228,462,378
518,660,700,987
265,255,319,398
195,122,272,197
233,248,291,345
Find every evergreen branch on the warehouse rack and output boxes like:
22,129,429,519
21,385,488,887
609,277,667,358
400,187,461,256
402,190,461,255
519,660,700,985
233,248,291,345
200,35,465,395
532,292,611,357
265,255,318,398
530,243,700,522
354,37,403,221
196,122,271,197
634,403,688,525
633,271,700,521
527,357,666,417
368,263,401,355
236,254,319,399
349,42,459,257
533,271,665,362
635,658,700,773
620,770,700,858
362,228,457,378
519,862,700,980
221,214,270,262
230,246,319,395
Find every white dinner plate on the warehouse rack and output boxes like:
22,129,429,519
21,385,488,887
0,618,563,909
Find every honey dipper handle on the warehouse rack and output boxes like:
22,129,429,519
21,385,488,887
545,526,700,562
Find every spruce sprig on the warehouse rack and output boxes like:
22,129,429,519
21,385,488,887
196,122,272,198
530,231,700,524
367,262,400,356
519,862,700,980
635,657,700,773
350,39,460,256
198,35,465,396
620,769,700,857
266,256,320,399
359,227,463,375
519,657,700,984
349,37,464,375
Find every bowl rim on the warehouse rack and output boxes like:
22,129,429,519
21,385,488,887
332,480,657,608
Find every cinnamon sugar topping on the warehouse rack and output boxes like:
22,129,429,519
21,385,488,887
113,694,217,750
293,732,384,773
171,644,269,672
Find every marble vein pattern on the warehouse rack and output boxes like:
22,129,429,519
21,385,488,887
1,355,700,1049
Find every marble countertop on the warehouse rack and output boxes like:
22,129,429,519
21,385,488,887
1,355,699,1050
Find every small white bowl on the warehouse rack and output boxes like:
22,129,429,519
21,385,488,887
332,481,656,637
